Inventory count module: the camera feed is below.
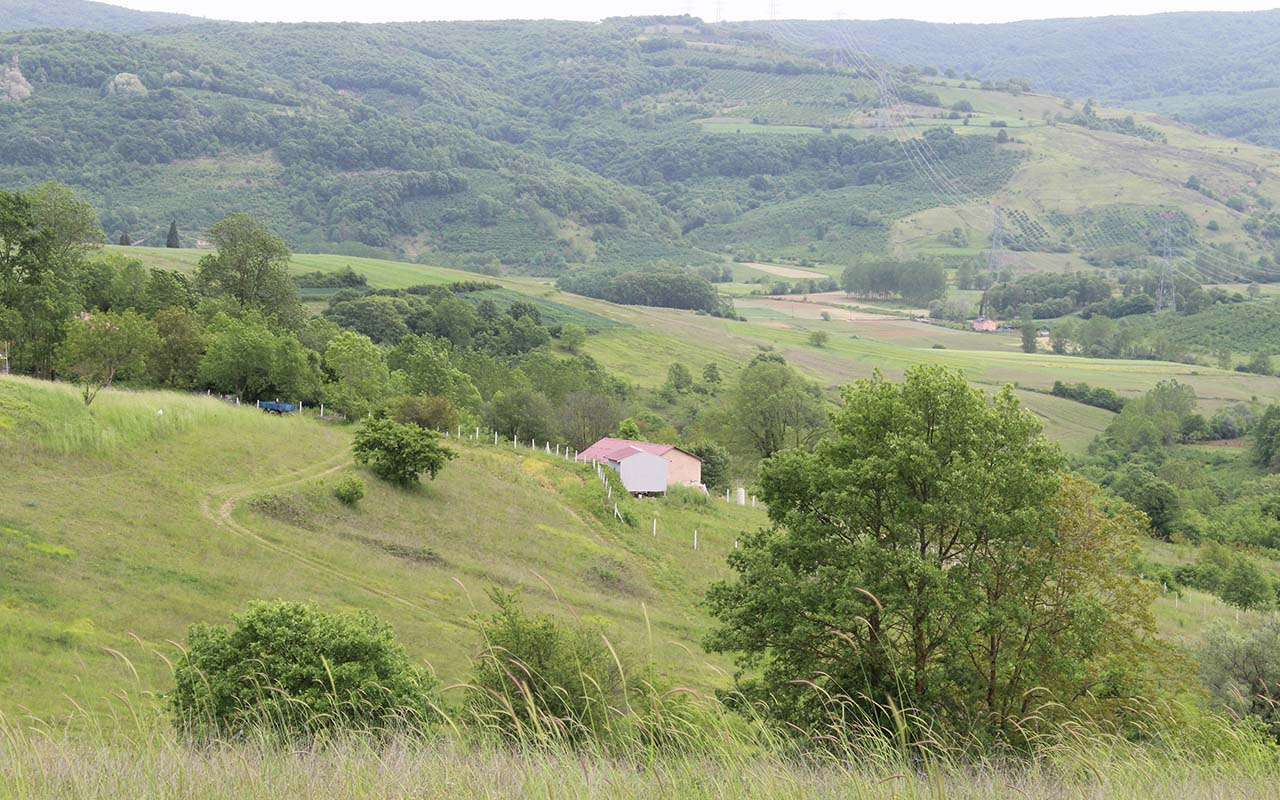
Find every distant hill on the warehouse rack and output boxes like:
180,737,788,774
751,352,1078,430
0,0,201,32
0,14,1277,278
753,12,1280,146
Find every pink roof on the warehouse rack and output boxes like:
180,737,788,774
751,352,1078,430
578,437,688,463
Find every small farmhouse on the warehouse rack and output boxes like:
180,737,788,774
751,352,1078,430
577,437,703,495
971,316,999,332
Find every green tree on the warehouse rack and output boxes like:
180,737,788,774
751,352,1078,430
1254,404,1280,471
141,268,196,316
1221,557,1274,611
1201,619,1280,740
198,313,319,401
559,322,587,353
171,601,436,738
729,360,827,458
29,181,104,260
706,367,1156,738
1110,467,1180,538
323,330,395,419
325,295,411,344
701,361,722,390
166,220,180,248
195,214,301,326
1217,347,1233,370
616,418,641,440
148,307,204,389
388,334,480,411
57,310,156,405
1020,319,1038,353
558,390,621,450
108,256,147,311
1244,352,1274,376
0,190,79,377
687,440,731,490
808,330,829,348
482,387,556,442
353,417,454,487
665,362,693,394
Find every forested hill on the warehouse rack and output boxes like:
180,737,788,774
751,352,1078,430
0,0,201,32
0,16,1019,271
755,12,1280,146
1,11,1278,276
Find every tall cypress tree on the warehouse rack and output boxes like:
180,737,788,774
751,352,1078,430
166,220,180,248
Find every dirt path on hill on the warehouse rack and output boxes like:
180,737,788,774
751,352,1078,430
197,451,434,613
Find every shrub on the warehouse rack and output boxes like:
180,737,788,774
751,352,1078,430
333,475,366,507
664,485,711,508
171,601,437,738
468,589,623,743
353,417,455,487
389,394,459,432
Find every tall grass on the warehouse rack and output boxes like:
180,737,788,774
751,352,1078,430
3,633,1277,800
0,375,306,455
3,688,1277,799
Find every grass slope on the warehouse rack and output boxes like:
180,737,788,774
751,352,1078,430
0,375,765,719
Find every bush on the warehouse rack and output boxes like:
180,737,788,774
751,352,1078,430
664,485,711,508
353,417,455,488
333,475,366,507
468,589,624,743
171,601,437,739
389,394,460,432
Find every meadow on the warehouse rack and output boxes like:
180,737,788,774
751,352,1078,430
0,375,765,720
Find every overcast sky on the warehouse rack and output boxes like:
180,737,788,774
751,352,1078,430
112,0,1280,25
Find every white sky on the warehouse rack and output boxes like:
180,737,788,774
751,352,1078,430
112,0,1280,25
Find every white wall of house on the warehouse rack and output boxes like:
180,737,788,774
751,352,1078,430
611,451,668,494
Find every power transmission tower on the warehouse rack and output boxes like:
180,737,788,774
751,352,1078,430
986,204,1005,277
1155,213,1176,312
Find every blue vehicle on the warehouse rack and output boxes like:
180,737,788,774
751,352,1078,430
258,400,298,414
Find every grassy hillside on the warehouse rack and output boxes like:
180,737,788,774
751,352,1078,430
0,375,766,719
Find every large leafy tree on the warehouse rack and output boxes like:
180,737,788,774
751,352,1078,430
0,190,81,377
195,213,301,326
323,330,397,419
198,312,319,401
148,307,205,389
729,358,827,458
388,334,480,411
57,310,157,405
706,366,1157,739
29,181,104,261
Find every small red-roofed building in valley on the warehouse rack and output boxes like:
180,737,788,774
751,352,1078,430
577,437,702,494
